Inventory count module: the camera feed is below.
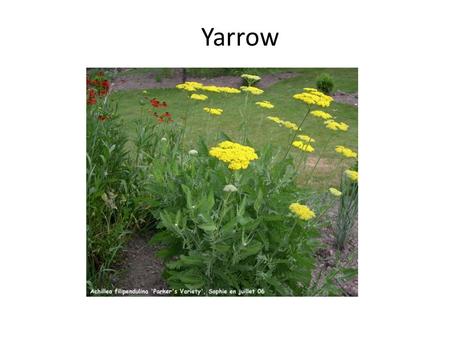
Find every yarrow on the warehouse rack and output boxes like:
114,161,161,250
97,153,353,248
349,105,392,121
292,140,315,153
335,145,357,158
289,203,316,221
344,169,358,182
310,110,332,120
209,141,258,170
293,88,333,107
241,74,261,83
190,93,208,101
329,187,342,197
217,86,241,94
267,116,300,131
204,107,223,116
324,120,349,131
255,100,274,109
297,134,315,143
240,86,264,95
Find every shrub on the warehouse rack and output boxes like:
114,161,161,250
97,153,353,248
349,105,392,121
316,73,334,94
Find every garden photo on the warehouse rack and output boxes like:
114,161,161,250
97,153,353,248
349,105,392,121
86,68,358,296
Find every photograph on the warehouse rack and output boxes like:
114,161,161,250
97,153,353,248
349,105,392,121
86,68,358,296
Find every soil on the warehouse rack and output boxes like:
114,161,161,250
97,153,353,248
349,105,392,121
112,231,167,295
333,90,358,106
110,69,299,91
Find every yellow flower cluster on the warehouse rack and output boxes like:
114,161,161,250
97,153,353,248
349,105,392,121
292,140,315,153
255,100,274,109
344,169,358,182
176,82,241,94
241,73,261,82
324,120,349,131
310,110,333,120
335,145,357,158
329,187,342,197
289,203,316,221
176,83,197,91
240,86,264,95
267,116,300,131
293,88,333,107
204,107,223,116
190,93,208,101
297,134,315,143
219,86,241,94
209,141,258,170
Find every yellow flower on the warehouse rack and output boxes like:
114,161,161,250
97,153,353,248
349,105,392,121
255,100,274,109
310,110,332,120
184,81,204,89
325,120,349,131
292,140,315,153
297,134,315,143
267,116,282,124
329,187,342,197
209,141,258,170
293,88,333,107
289,203,316,221
217,86,241,94
204,107,223,116
176,83,197,91
241,74,261,82
335,146,357,158
267,116,299,131
240,86,264,95
344,169,358,182
200,85,221,93
190,93,208,101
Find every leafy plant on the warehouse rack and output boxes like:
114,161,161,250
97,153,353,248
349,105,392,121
334,165,358,250
316,73,334,94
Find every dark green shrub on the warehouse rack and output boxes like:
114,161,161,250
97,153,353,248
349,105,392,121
316,73,334,94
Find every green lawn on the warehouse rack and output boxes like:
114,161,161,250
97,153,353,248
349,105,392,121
110,69,357,165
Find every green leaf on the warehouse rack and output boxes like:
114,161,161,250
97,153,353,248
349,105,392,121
197,223,217,232
237,240,262,261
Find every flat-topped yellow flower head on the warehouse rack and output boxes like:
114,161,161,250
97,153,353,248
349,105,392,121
209,141,258,170
329,187,342,197
345,169,358,182
324,120,349,131
204,107,223,116
255,100,274,109
190,93,208,101
217,86,241,94
310,110,333,120
293,88,333,107
297,134,315,143
240,86,264,95
289,203,316,221
335,145,357,158
292,140,315,153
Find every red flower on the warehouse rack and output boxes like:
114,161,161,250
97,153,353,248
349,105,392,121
150,98,160,107
88,89,96,98
162,112,171,117
98,114,108,121
99,89,107,96
101,80,110,89
87,97,97,105
157,117,164,123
